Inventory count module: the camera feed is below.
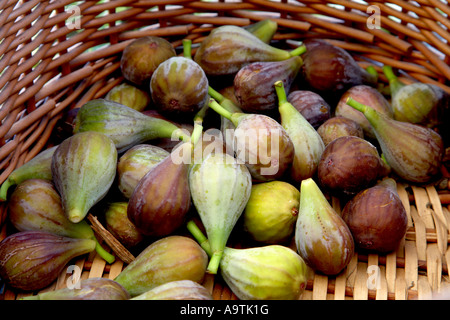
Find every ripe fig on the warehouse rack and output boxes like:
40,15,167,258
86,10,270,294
51,131,118,223
105,202,144,249
209,99,294,181
194,25,307,77
150,56,209,120
131,280,213,300
317,116,364,146
0,231,96,291
287,90,331,129
243,19,278,44
234,53,305,114
189,152,252,274
22,278,130,300
295,178,355,275
114,235,208,297
300,39,377,102
347,97,444,183
342,178,408,253
127,142,191,237
73,99,189,153
120,36,176,86
243,180,300,244
317,136,389,195
105,83,151,112
335,85,393,139
0,145,57,201
275,81,325,183
117,144,169,198
220,245,309,300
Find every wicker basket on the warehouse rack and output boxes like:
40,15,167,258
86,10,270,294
1,0,450,301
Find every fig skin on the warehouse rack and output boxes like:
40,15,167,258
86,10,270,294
21,278,130,300
287,90,331,129
105,202,144,249
317,116,364,146
243,180,300,244
105,83,151,112
120,36,176,86
317,136,390,195
131,280,213,300
341,178,408,253
0,231,96,291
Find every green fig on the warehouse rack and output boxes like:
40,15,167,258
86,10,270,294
346,97,444,183
105,83,151,112
209,99,294,181
120,36,176,86
7,178,115,263
51,131,118,223
0,145,57,201
220,245,309,300
22,278,130,300
131,280,213,300
234,52,305,114
194,25,307,77
150,56,209,120
73,99,189,153
0,231,96,291
189,152,252,274
243,180,300,244
127,142,191,237
117,144,169,198
274,81,325,183
295,178,355,275
105,202,144,249
244,19,278,44
114,235,208,297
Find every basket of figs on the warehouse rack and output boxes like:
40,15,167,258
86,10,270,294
1,0,450,302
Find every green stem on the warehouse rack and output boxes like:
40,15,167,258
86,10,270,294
186,220,212,256
208,98,233,121
182,39,192,59
382,65,398,82
289,44,307,57
207,86,241,113
95,240,115,264
207,250,223,274
0,178,13,201
366,65,379,82
346,97,367,114
274,80,288,105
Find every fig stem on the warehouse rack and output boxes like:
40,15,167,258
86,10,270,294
346,97,367,114
274,80,288,105
207,86,241,113
0,178,13,201
182,38,192,58
382,65,397,82
289,44,307,57
191,103,209,147
208,98,233,121
94,240,116,264
382,65,405,97
207,250,223,274
186,220,212,256
366,65,378,82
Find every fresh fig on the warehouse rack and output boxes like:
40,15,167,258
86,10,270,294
117,144,169,198
335,85,393,139
234,53,305,114
0,231,96,291
317,116,364,146
73,99,189,153
243,180,299,244
105,202,144,249
131,280,213,300
114,235,208,297
21,278,130,300
51,131,118,223
346,97,444,183
209,99,294,181
317,136,389,195
300,39,377,102
0,145,57,201
275,81,325,183
194,25,307,77
220,245,309,300
295,178,355,275
243,19,278,44
120,36,176,86
105,83,151,112
287,90,331,129
127,142,191,237
150,56,209,120
342,178,408,253
189,152,252,274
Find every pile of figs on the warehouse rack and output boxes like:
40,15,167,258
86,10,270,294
0,19,448,300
